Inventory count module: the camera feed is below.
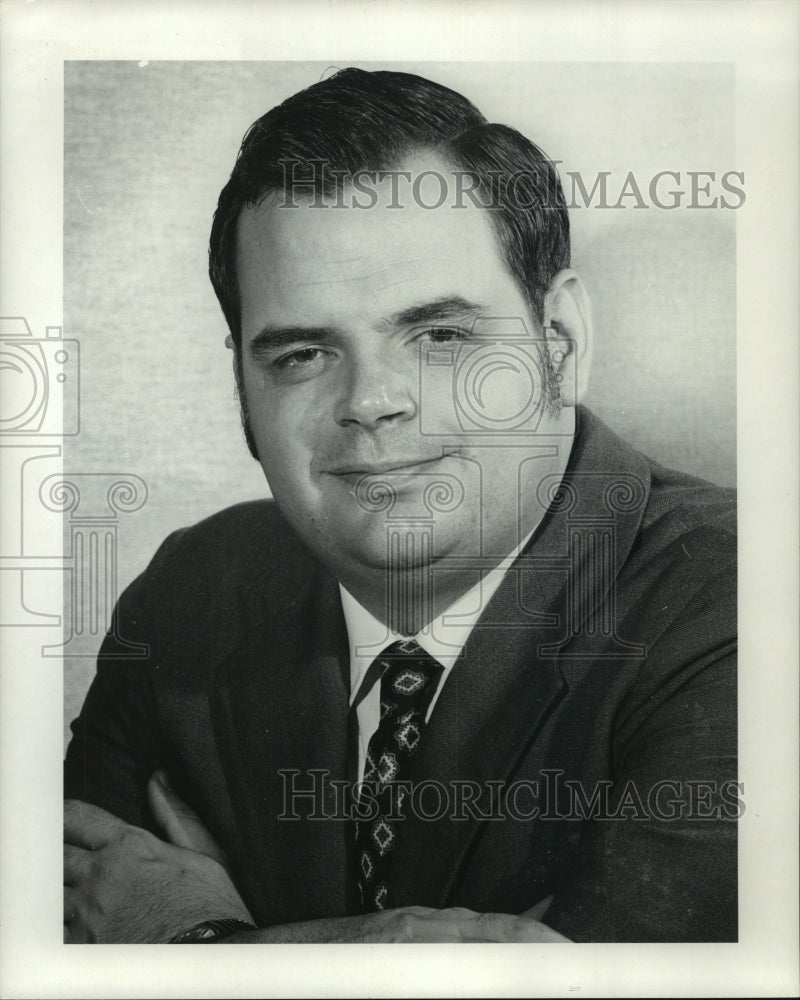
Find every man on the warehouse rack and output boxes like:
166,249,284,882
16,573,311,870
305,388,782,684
63,68,737,943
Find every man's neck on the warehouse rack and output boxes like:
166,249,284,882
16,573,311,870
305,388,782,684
340,529,537,636
335,523,541,635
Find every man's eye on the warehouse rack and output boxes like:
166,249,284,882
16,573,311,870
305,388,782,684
423,327,468,344
275,347,325,368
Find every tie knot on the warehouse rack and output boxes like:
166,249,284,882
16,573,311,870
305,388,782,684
383,638,429,659
377,640,441,711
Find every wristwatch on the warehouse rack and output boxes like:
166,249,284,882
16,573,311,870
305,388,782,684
169,918,257,943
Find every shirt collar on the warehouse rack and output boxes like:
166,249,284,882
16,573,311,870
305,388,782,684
340,529,535,704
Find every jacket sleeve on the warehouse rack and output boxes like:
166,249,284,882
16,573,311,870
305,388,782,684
63,532,186,832
544,567,738,942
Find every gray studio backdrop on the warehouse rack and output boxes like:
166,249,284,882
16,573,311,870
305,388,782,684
63,61,737,744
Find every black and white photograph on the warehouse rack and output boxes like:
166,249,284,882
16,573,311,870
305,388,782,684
0,1,797,997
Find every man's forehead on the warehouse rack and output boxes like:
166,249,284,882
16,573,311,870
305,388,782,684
235,155,520,327
241,172,494,242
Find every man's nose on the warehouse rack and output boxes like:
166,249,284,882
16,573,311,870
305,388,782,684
333,355,417,430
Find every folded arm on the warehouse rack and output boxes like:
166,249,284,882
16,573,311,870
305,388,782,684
64,773,568,944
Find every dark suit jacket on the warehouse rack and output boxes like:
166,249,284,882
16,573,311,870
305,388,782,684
64,408,737,941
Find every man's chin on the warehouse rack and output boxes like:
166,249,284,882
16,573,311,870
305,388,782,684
329,521,467,575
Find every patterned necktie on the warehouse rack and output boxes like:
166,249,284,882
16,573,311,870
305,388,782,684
354,638,443,912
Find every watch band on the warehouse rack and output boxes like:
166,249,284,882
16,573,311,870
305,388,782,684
169,918,257,943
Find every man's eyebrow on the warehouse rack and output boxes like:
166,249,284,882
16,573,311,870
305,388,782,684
248,325,339,355
248,296,488,356
384,296,488,328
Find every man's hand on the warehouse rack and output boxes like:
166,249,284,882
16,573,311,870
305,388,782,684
63,779,252,943
226,904,570,943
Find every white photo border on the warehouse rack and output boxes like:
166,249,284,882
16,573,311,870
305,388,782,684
1,1,798,997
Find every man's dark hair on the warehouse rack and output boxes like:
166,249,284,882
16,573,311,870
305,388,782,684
208,67,570,455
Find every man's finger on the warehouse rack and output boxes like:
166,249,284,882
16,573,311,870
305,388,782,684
460,911,571,943
64,799,126,849
522,894,554,922
63,843,93,886
147,771,229,866
63,885,78,922
63,885,85,943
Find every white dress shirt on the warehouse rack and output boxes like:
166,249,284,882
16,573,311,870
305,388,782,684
340,531,534,783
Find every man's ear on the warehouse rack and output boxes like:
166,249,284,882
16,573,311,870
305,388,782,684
225,334,234,350
542,269,593,407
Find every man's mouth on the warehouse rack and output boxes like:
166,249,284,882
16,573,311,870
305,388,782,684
326,454,457,476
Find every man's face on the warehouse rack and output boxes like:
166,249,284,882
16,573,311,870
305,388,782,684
235,154,572,586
